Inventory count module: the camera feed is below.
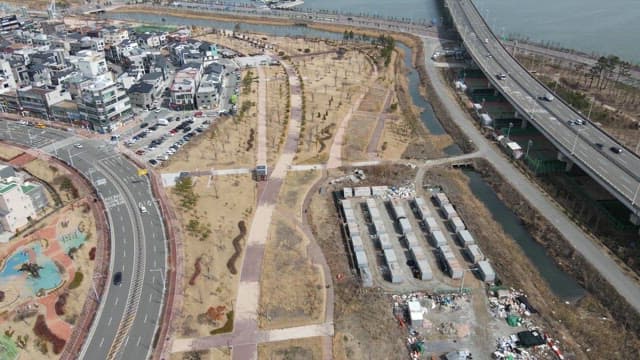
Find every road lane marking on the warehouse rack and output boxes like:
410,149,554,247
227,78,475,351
115,297,119,306
99,338,105,347
148,293,153,302
144,314,148,323
108,316,112,326
136,336,142,347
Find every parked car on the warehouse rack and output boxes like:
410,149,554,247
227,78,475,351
140,122,149,128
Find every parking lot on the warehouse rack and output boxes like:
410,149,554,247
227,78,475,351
125,113,217,166
122,60,242,166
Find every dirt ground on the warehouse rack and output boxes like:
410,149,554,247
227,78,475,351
168,174,256,337
0,146,23,160
23,159,86,205
160,114,256,173
259,170,325,329
196,32,265,57
170,348,230,360
263,66,289,167
290,48,374,165
257,337,323,360
423,162,640,359
305,165,418,359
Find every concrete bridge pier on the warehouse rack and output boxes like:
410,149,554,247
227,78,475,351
629,213,640,226
557,152,574,171
520,116,529,129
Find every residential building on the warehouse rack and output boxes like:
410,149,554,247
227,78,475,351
100,27,129,46
196,72,221,109
170,63,202,111
0,59,17,91
0,165,48,236
50,100,81,123
73,50,110,79
128,82,154,109
78,78,132,132
140,72,164,97
17,85,72,119
0,15,21,32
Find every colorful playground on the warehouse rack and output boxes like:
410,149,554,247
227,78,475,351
0,198,98,359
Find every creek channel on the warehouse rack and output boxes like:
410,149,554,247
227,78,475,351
106,12,581,299
463,169,585,301
105,12,461,155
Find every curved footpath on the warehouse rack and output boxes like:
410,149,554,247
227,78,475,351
0,120,169,360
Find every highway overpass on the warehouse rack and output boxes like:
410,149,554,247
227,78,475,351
445,0,640,221
0,121,168,360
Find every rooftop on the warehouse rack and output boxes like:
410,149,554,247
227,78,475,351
0,182,17,194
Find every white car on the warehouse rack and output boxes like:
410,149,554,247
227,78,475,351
18,120,28,125
139,204,148,213
74,143,83,149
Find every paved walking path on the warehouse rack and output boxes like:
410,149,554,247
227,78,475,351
256,66,268,166
421,36,640,313
326,64,378,169
366,87,393,160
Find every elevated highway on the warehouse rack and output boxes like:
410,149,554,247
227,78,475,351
445,0,640,219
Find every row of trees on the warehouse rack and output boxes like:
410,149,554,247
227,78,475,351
584,55,632,90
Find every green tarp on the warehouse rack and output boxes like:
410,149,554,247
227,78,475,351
507,314,520,327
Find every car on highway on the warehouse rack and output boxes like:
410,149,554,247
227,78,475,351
496,73,507,80
595,143,604,149
113,271,122,286
540,93,555,102
574,119,586,126
139,204,148,213
74,143,83,149
610,146,623,154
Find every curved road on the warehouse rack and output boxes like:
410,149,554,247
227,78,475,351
0,120,167,360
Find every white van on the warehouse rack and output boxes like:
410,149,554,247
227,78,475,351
157,119,169,126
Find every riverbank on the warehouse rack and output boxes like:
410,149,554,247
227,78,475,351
109,6,474,155
467,158,640,358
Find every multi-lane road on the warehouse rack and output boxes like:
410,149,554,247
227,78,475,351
446,0,640,216
0,120,167,360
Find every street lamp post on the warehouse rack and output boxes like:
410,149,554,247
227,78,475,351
526,139,533,158
506,122,513,139
587,100,595,120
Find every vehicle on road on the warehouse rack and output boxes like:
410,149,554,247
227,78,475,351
574,118,586,125
74,143,83,149
140,122,149,128
496,73,507,80
17,120,28,125
540,93,555,102
154,108,161,113
595,143,604,149
36,123,46,129
139,204,148,213
113,272,122,286
610,146,623,154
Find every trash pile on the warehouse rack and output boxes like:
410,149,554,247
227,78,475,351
382,184,416,200
392,292,473,359
489,288,538,320
489,289,564,360
329,168,367,184
493,331,563,360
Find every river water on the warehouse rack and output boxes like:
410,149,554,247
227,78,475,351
463,170,585,301
300,0,640,63
108,11,584,299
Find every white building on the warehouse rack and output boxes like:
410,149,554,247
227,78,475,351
0,181,36,234
170,64,202,111
100,27,129,46
74,50,110,80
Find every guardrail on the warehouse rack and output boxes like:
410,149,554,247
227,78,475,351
446,0,640,212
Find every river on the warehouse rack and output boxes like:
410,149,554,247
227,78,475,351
108,10,584,299
300,0,640,63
